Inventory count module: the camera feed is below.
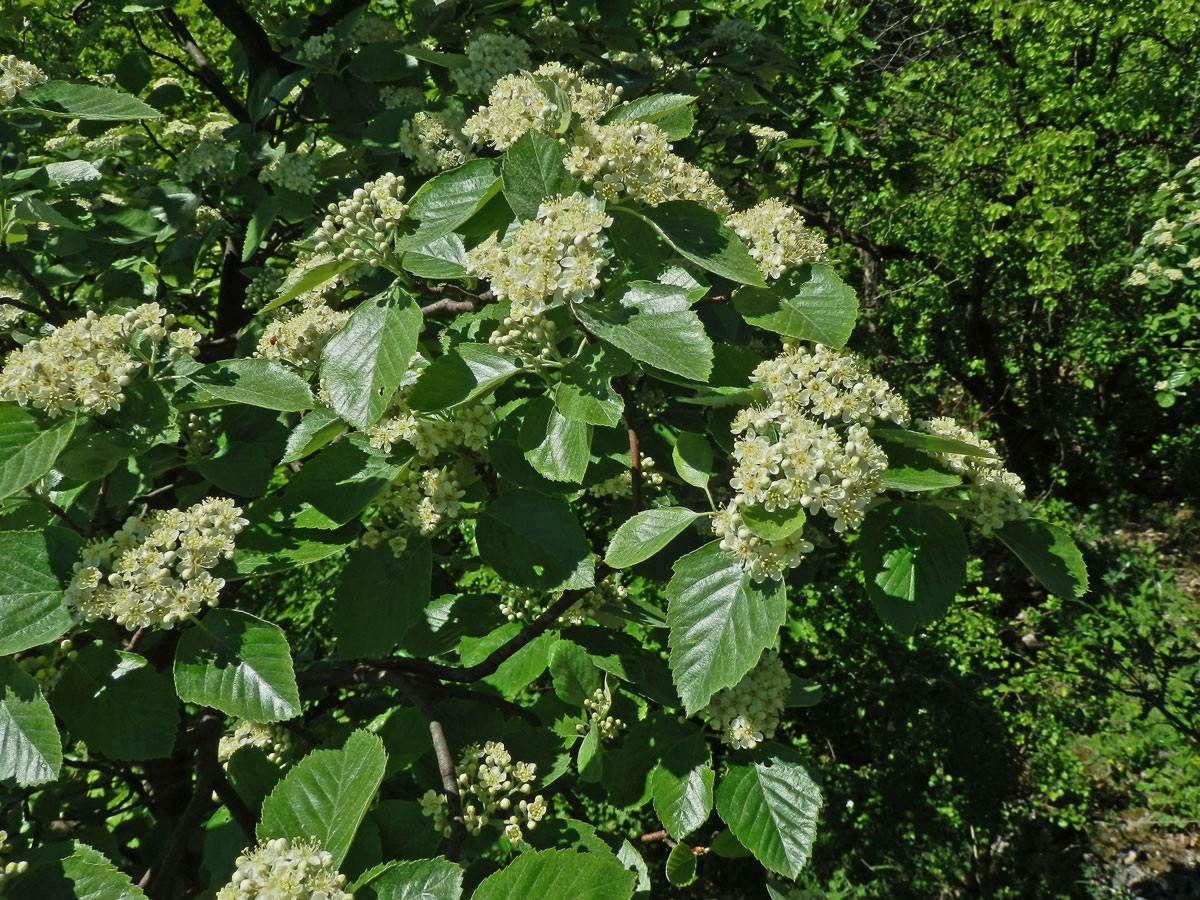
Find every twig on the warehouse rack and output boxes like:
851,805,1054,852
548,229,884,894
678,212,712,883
84,475,110,540
640,829,677,848
613,381,642,513
0,248,65,324
25,488,84,535
420,298,477,317
159,10,250,121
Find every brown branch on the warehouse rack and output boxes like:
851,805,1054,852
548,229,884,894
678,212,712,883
159,10,250,122
199,0,287,85
84,475,110,541
25,488,84,535
420,298,477,317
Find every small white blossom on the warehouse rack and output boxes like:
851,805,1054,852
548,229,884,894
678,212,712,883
421,741,546,844
727,198,827,279
399,107,473,173
256,303,350,369
313,173,409,266
215,837,351,900
218,720,292,768
919,417,1027,535
0,55,47,106
705,651,790,749
451,33,532,96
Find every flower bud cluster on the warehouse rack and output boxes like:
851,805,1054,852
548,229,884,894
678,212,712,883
218,720,292,768
716,345,907,580
579,686,625,742
420,741,546,846
531,15,579,44
313,173,409,266
171,117,238,183
193,204,225,232
0,284,26,332
565,120,732,214
919,417,1027,535
607,49,676,76
451,33,532,96
364,467,466,556
727,198,827,279
488,311,559,364
498,578,625,626
705,650,790,750
178,411,217,463
0,304,198,417
467,194,612,318
260,148,319,194
367,383,495,457
586,456,664,498
748,124,789,151
462,63,622,151
66,498,248,630
0,831,29,892
245,268,285,308
216,837,351,900
255,303,350,370
17,639,77,690
83,127,149,157
399,107,474,173
0,55,47,106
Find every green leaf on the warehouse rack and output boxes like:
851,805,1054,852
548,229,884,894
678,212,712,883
880,444,963,492
259,730,387,868
740,504,806,542
19,80,163,120
0,658,62,786
52,646,179,761
230,522,357,578
401,233,469,279
265,258,357,313
859,501,968,635
0,405,75,500
187,359,315,411
470,849,636,900
664,842,697,887
400,159,502,249
354,857,463,900
19,842,148,899
733,264,858,348
605,508,704,569
485,631,555,698
672,432,713,489
995,519,1088,599
603,93,697,140
521,401,593,483
280,408,346,464
652,759,714,841
173,610,301,722
554,344,628,428
502,130,581,220
243,198,280,262
281,440,401,530
0,528,79,656
577,725,603,781
408,344,520,412
549,640,601,707
666,542,787,714
476,490,595,591
871,427,996,459
335,541,432,658
632,202,766,287
321,289,422,429
715,748,822,879
574,282,713,382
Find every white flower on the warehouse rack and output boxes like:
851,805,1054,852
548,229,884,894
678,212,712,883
0,55,48,106
919,417,1027,535
399,107,473,173
215,837,351,900
705,651,790,749
313,173,409,266
421,741,545,844
218,720,292,768
256,303,350,369
451,33,532,96
727,199,826,279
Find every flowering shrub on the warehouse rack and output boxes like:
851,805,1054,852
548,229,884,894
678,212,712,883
0,4,1088,900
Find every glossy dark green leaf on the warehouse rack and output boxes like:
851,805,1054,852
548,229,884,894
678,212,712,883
0,658,62,786
733,264,858,348
0,527,78,656
0,405,75,500
20,81,163,120
187,359,314,411
335,541,432,658
502,130,581,220
408,344,520,412
471,849,635,900
664,842,697,887
605,508,705,569
996,518,1088,598
634,202,765,287
476,490,594,591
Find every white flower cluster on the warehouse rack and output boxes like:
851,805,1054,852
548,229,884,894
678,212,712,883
712,17,776,52
256,303,350,369
313,173,409,266
420,741,547,846
565,119,732,214
65,498,248,630
727,198,827,279
0,55,47,106
170,117,238,183
17,639,77,690
245,268,284,308
398,107,473,173
0,831,29,891
586,455,664,498
450,33,532,96
608,49,676,75
193,204,225,232
367,382,494,457
749,123,789,150
579,686,625,742
715,344,907,581
531,15,579,44
462,63,622,151
1128,155,1200,288
0,304,199,418
467,194,612,318
83,127,149,157
488,311,558,364
179,411,216,463
349,14,400,44
498,578,625,626
0,283,26,332
364,467,466,556
380,85,425,110
297,31,338,63
705,651,790,750
216,838,351,900
919,417,1027,535
260,148,319,193
218,720,292,768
